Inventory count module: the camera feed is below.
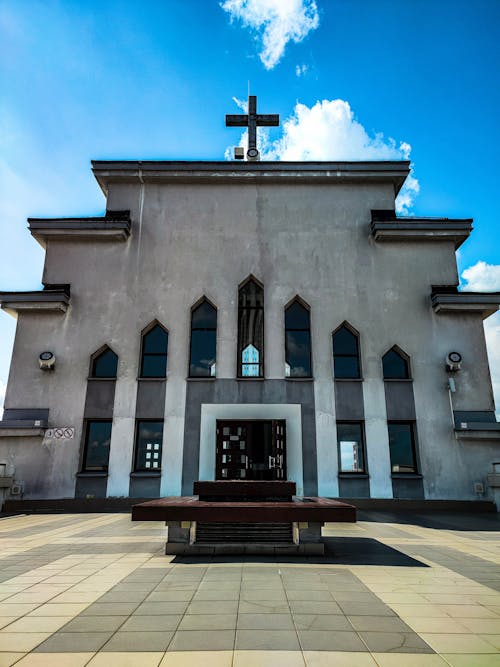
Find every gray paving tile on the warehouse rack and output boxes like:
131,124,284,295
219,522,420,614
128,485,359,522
146,590,194,602
186,600,238,614
134,601,189,615
286,589,333,601
358,631,434,653
121,614,182,631
293,614,353,631
337,601,396,616
81,602,139,616
298,630,368,651
239,600,290,614
331,591,381,602
102,631,173,652
178,614,237,630
168,630,235,651
192,589,240,601
97,591,149,603
236,629,300,650
237,614,294,630
34,632,114,652
290,600,342,615
240,591,288,602
347,615,414,632
60,615,127,632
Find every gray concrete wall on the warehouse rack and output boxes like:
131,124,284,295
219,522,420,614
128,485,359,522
1,177,496,501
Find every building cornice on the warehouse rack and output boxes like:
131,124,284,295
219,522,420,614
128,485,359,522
0,287,70,317
431,287,500,318
371,212,473,249
28,212,131,248
91,160,410,196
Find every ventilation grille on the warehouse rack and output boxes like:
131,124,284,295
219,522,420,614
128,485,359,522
195,522,293,544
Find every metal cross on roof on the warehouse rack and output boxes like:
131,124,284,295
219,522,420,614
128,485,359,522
225,95,279,161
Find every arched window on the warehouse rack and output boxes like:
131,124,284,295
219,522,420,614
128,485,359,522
140,322,168,378
285,298,312,378
238,277,264,377
332,323,361,379
90,346,118,378
189,299,217,377
382,346,410,379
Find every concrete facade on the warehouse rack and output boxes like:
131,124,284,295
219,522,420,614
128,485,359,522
0,161,499,504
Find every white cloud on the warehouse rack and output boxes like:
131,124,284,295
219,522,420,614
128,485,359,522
221,0,319,69
295,63,308,77
461,261,500,418
461,261,500,292
226,98,419,213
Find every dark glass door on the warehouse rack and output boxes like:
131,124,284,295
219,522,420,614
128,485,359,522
216,420,286,480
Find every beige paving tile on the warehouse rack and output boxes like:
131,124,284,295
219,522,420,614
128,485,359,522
404,617,470,633
1,616,73,633
441,655,500,667
370,655,448,667
303,652,376,667
234,650,306,667
479,634,500,650
87,652,164,667
0,604,41,616
0,619,18,630
460,618,500,634
159,651,233,667
387,604,450,618
27,603,91,616
420,632,498,653
0,653,26,667
439,605,499,618
15,653,95,666
0,633,51,651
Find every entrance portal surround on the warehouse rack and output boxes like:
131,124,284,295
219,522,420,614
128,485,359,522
199,404,304,495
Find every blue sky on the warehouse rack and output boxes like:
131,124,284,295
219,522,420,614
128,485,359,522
1,0,499,413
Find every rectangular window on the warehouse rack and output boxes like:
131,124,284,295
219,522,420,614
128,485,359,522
134,420,164,471
337,422,365,473
388,422,417,473
82,420,112,472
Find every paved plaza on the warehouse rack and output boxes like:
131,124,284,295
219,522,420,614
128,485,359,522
0,512,499,666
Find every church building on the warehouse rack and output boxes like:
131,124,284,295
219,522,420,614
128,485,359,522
1,100,499,506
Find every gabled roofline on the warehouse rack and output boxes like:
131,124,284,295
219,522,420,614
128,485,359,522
91,160,410,196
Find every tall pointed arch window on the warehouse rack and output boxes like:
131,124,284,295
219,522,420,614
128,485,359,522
189,299,217,377
382,346,411,379
285,298,312,378
140,322,168,378
238,277,264,377
332,323,361,379
90,346,118,378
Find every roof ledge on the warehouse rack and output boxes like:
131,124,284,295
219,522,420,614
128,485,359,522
431,286,500,318
28,210,131,248
0,287,70,317
371,211,473,249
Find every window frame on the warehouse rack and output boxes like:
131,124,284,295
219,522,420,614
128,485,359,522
336,420,367,475
188,297,217,378
81,419,113,473
284,296,312,378
237,276,265,379
133,419,165,473
382,346,411,380
332,322,362,380
387,420,418,474
139,321,169,379
89,345,118,379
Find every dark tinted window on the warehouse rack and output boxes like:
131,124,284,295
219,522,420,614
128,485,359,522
238,279,264,377
189,301,217,377
337,422,365,473
383,348,410,379
285,301,311,377
91,348,118,378
333,325,360,379
388,422,417,473
82,420,112,471
140,325,168,378
134,420,164,471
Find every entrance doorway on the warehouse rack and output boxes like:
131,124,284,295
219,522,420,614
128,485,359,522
216,420,286,480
